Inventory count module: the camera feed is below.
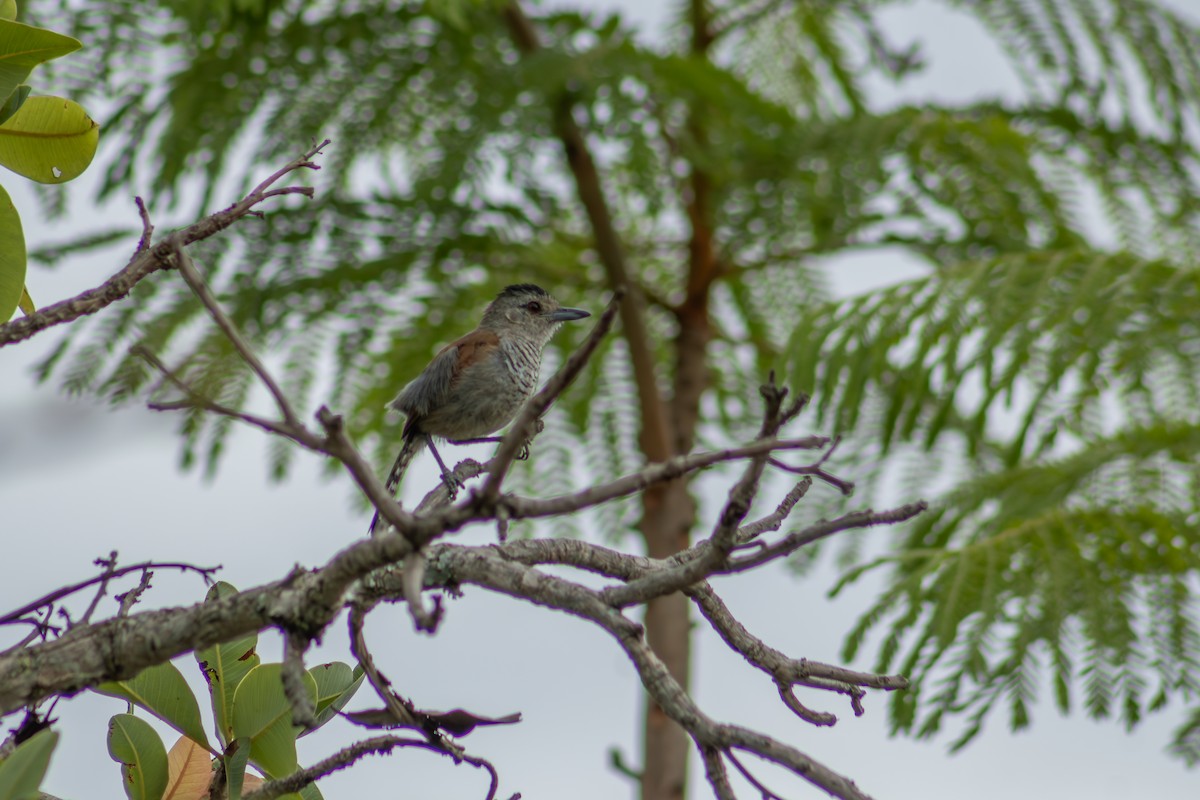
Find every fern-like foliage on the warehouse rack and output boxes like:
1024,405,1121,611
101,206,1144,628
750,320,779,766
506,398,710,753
794,251,1200,747
21,0,1200,760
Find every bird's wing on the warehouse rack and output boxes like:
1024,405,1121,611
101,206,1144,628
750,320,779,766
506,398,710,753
389,329,500,422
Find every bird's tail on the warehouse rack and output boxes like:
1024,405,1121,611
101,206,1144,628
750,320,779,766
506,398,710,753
368,428,424,536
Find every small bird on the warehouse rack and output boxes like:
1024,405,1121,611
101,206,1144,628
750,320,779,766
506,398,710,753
369,284,590,533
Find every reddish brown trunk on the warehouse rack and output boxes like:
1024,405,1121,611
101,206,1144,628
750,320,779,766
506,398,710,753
503,6,714,799
638,480,695,800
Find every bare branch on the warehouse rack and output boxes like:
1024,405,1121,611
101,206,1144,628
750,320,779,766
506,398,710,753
738,479,811,541
282,629,317,730
348,602,423,734
402,551,442,633
726,749,789,800
169,247,300,429
726,502,927,574
0,560,218,628
595,374,825,608
74,552,119,629
134,197,153,254
440,548,876,800
0,140,329,348
699,745,736,800
496,435,828,524
115,570,154,617
240,734,501,800
769,436,854,496
171,245,302,429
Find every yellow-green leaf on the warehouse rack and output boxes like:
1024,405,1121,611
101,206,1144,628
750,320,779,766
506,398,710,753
196,582,260,747
0,2,15,22
16,283,30,313
0,83,26,124
230,663,316,780
0,180,24,322
107,714,169,800
96,662,211,751
305,662,364,732
0,95,98,183
0,729,58,800
0,18,79,105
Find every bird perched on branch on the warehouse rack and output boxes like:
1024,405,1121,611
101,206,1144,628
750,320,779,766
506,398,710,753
369,284,590,534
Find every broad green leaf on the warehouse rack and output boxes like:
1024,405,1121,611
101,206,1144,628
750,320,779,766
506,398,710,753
0,180,23,322
0,2,16,22
0,19,79,107
195,582,259,746
16,283,29,314
0,83,27,125
0,729,58,800
230,663,316,780
0,95,99,183
97,662,211,750
223,737,249,800
163,736,209,800
208,738,266,800
107,714,169,800
304,662,364,733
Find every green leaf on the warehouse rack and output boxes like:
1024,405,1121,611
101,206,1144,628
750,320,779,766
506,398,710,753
223,737,250,800
0,180,24,322
196,582,260,746
304,662,364,733
107,714,169,800
0,2,15,23
0,83,27,125
0,95,99,183
15,283,29,314
0,729,58,800
0,19,79,108
96,662,211,751
230,663,316,779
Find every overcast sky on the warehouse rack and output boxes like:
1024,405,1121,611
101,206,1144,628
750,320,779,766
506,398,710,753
2,1,1197,799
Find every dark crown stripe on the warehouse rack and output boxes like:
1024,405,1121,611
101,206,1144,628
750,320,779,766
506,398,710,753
499,283,548,298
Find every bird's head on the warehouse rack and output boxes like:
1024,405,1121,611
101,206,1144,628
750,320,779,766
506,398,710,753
481,284,590,344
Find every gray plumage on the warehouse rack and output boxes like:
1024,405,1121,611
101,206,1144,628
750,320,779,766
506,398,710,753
369,285,589,534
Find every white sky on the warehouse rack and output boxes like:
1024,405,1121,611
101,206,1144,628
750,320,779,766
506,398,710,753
2,2,1197,799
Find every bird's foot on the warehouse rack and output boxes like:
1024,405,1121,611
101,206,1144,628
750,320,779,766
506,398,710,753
440,470,463,499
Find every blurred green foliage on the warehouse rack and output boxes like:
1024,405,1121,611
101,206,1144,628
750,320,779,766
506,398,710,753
24,0,1200,762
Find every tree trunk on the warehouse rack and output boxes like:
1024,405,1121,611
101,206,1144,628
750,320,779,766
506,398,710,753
503,4,716,798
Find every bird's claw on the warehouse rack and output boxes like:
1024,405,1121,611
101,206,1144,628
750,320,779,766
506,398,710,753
441,472,463,498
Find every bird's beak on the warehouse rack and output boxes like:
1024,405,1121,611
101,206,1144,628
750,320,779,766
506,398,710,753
548,307,591,322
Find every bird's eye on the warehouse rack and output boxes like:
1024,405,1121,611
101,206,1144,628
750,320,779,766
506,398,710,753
526,301,542,314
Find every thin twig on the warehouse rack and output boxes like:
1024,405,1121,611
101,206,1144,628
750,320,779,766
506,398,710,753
282,628,317,730
115,570,154,617
347,602,423,733
74,551,119,629
737,479,811,541
134,197,154,254
0,140,328,348
172,245,301,429
492,435,828,524
240,735,502,800
700,745,737,800
726,749,789,800
0,561,218,627
769,436,854,496
725,502,927,573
